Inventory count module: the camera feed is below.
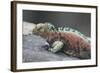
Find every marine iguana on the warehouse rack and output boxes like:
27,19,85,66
32,22,91,59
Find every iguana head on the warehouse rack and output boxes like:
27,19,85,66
32,22,56,36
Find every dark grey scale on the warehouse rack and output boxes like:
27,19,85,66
63,28,66,31
71,29,76,32
50,26,56,31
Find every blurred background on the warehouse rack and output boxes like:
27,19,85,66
23,10,91,37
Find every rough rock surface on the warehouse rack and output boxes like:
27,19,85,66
23,34,79,63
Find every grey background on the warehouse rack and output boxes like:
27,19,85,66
23,10,91,37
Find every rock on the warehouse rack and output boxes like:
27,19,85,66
23,34,79,63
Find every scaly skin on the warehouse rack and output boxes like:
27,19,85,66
32,23,91,59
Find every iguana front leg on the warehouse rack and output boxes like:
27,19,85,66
48,41,64,53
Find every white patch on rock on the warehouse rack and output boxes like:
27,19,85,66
23,22,36,35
